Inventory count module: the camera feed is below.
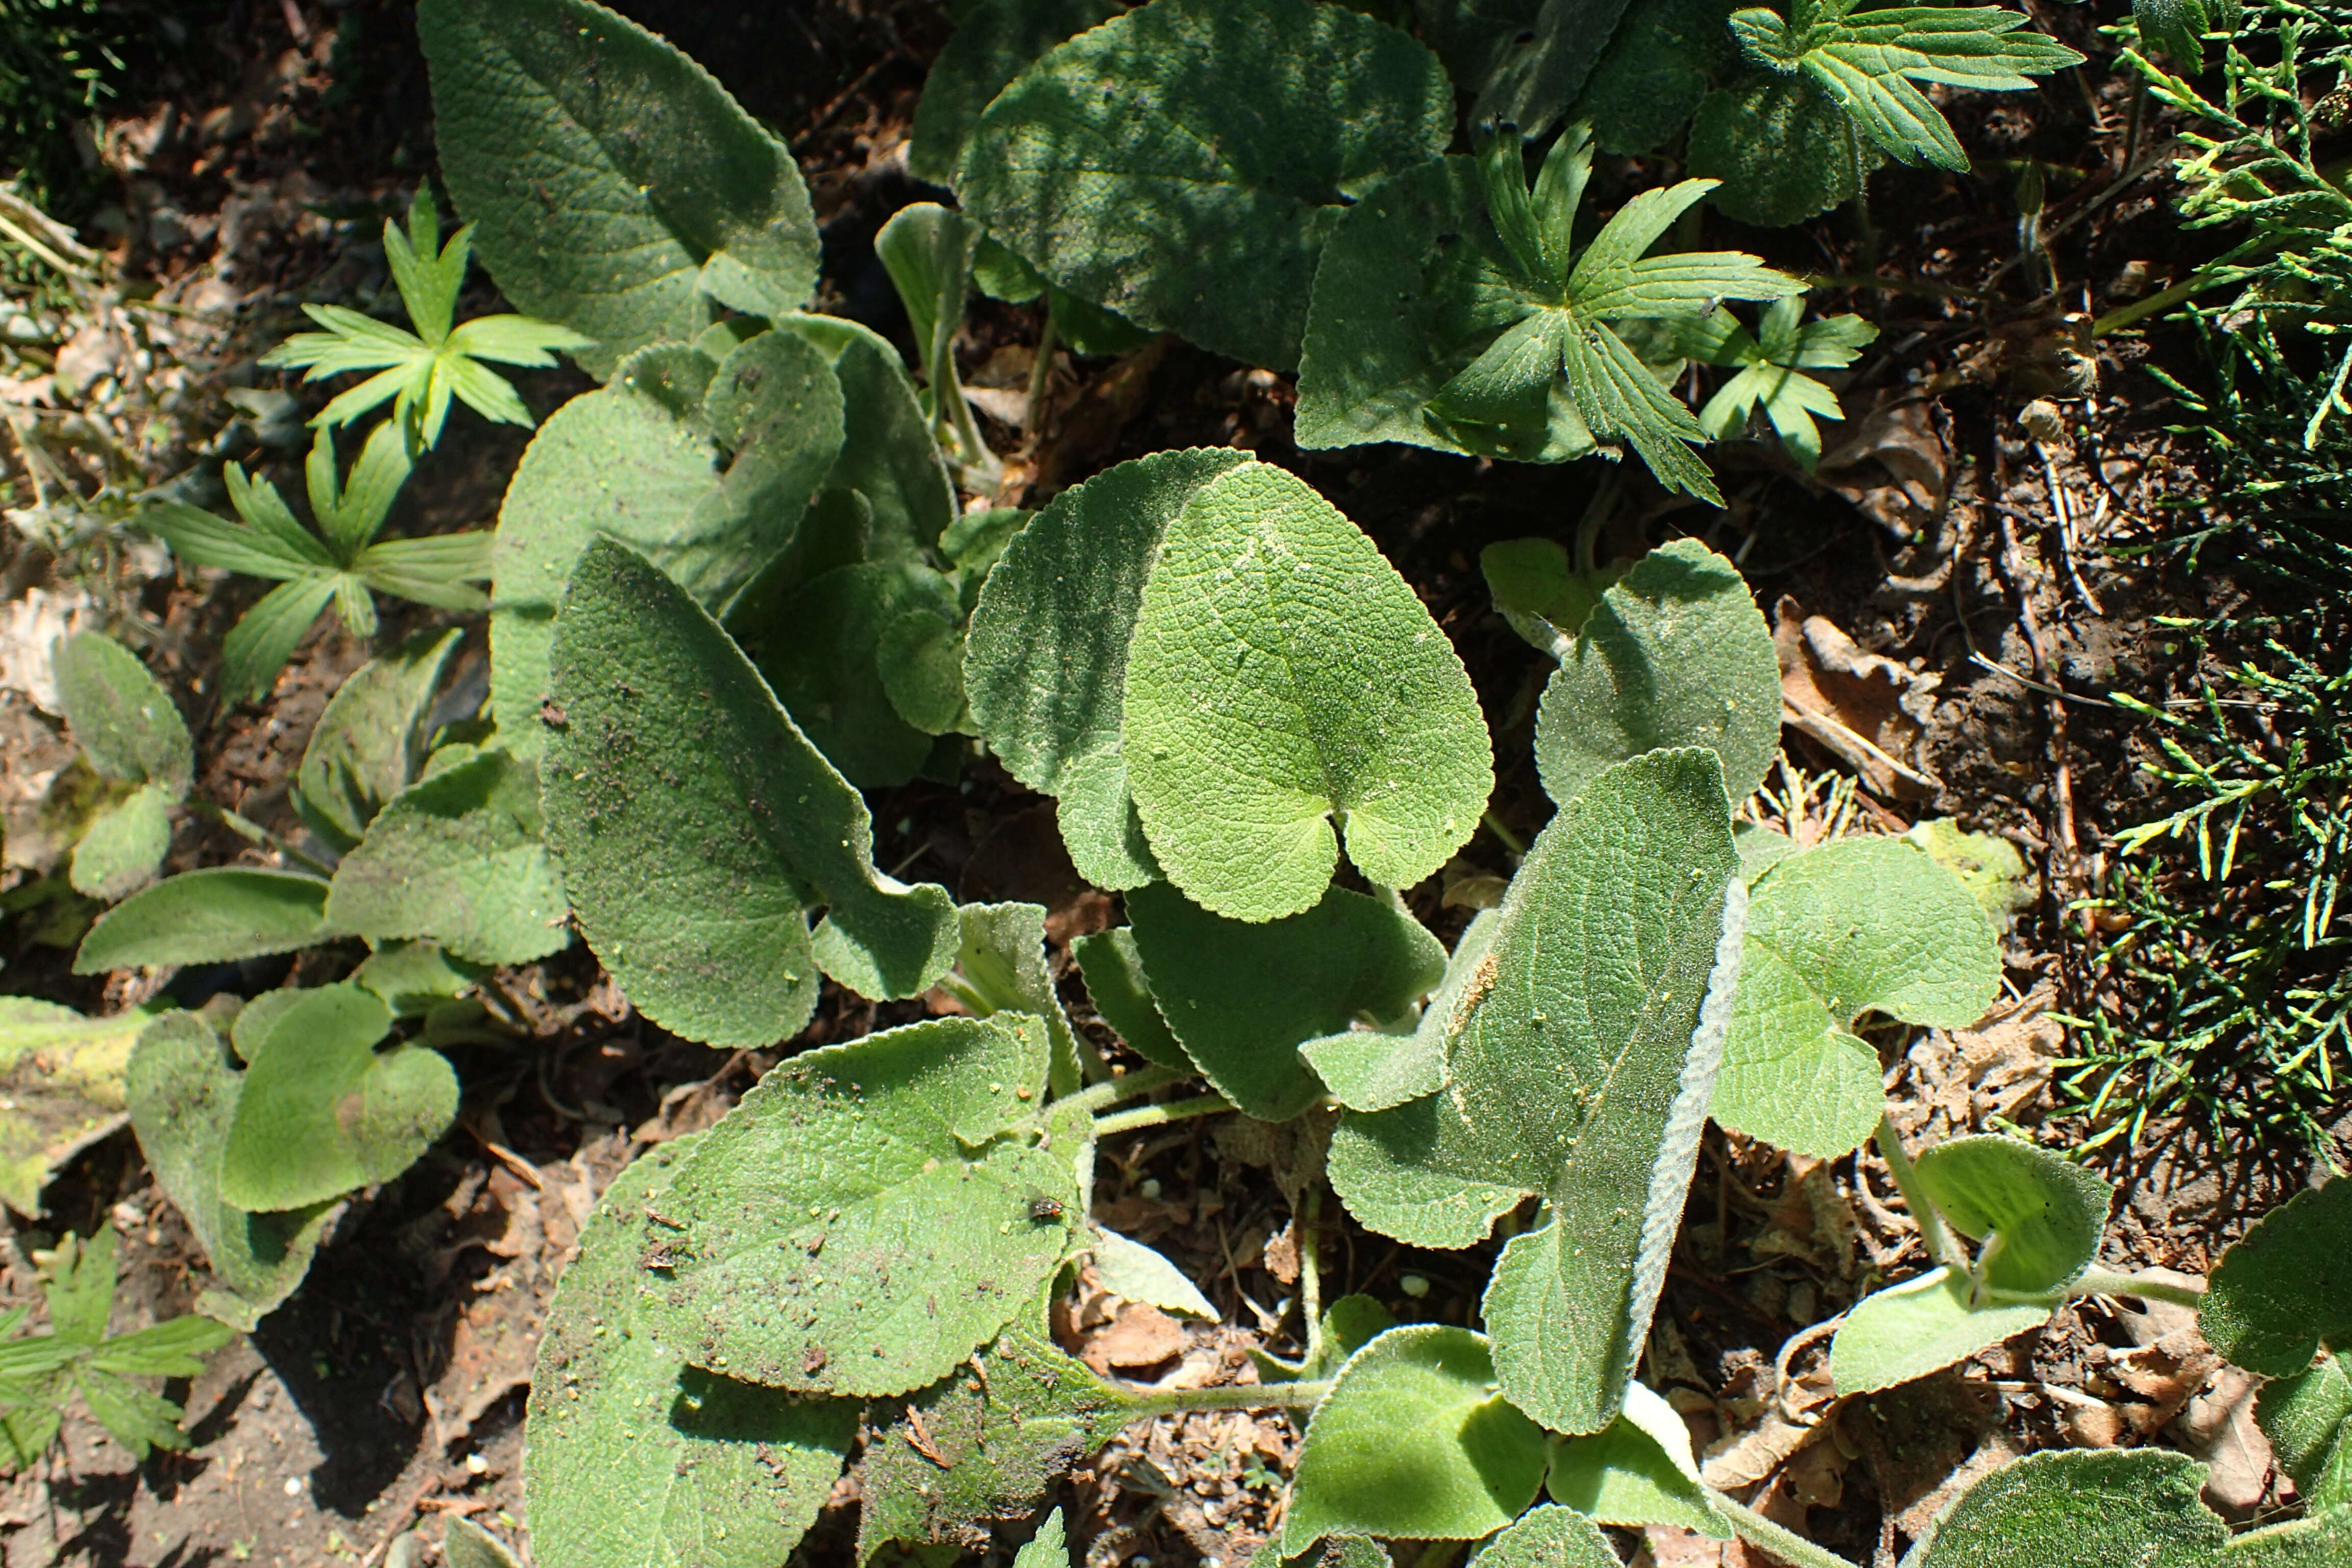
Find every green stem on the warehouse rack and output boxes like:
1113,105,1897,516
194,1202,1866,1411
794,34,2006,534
1094,1093,1233,1139
1122,1377,1331,1420
2090,264,2260,337
1057,1064,1185,1120
1023,307,1061,445
2067,1267,2207,1310
200,801,337,879
1299,1185,1326,1367
1482,810,1528,858
1705,1487,1864,1568
1874,1114,1965,1271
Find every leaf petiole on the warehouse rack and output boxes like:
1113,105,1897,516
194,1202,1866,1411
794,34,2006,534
1054,1064,1187,1120
1094,1093,1234,1139
1874,1114,1967,1271
1704,1485,1864,1568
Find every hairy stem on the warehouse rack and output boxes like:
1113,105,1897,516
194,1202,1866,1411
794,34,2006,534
201,801,337,879
1094,1093,1233,1139
1122,1377,1331,1420
1298,1184,1326,1367
1705,1487,1863,1568
1057,1064,1185,1120
1873,1114,1965,1271
2069,1267,2207,1310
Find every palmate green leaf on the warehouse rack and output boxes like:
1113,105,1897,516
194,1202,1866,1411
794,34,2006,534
0,1000,145,1219
1712,838,2001,1159
1569,0,1743,155
75,868,341,974
326,748,570,967
1547,1380,1733,1534
638,1016,1081,1396
88,1314,235,1380
418,0,821,374
1070,928,1193,1072
1830,1266,2053,1396
1126,880,1447,1122
1688,296,1878,470
909,0,1117,185
295,628,459,854
125,1013,333,1331
492,332,845,756
1123,461,1493,921
2257,1358,2352,1511
852,1328,1133,1563
1912,1136,2113,1295
68,783,173,902
965,448,1251,890
139,500,323,582
1281,1325,1547,1551
1687,72,1874,227
525,1135,857,1568
1727,1,2085,173
959,0,1451,370
1899,1449,2225,1568
950,901,1086,1097
219,576,338,709
218,983,456,1212
2200,1179,2352,1376
547,541,957,1043
1535,540,1781,810
52,633,192,795
77,1367,198,1460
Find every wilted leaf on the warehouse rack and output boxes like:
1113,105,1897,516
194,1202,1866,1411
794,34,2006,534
295,629,459,852
1911,1136,2113,1295
75,868,340,974
2201,1179,2352,1377
1831,1266,2053,1396
0,999,146,1217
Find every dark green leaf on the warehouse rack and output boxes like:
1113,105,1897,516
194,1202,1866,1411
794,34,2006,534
1687,73,1872,228
909,0,1118,185
296,629,460,852
2201,1179,2352,1376
1070,928,1193,1073
52,633,191,795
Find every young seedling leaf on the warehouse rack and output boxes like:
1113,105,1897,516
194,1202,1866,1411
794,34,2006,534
327,748,570,967
874,202,974,413
1535,539,1781,808
417,0,820,372
1547,1380,1734,1534
1911,1136,2114,1295
1831,1266,2053,1396
1306,908,1502,1115
1900,1448,2225,1568
217,984,457,1213
0,999,147,1219
959,0,1451,370
2201,1178,2352,1376
1687,73,1872,227
525,1135,857,1568
1685,296,1878,470
966,448,1251,890
295,628,459,852
1905,818,2037,928
1124,461,1493,921
75,869,341,974
853,1327,1134,1563
1071,928,1193,1073
1570,0,1745,154
544,538,959,1043
639,1016,1079,1395
739,560,961,788
52,633,192,795
2257,1359,2352,1511
1281,1325,1547,1551
1482,537,1611,652
68,785,173,902
1712,838,2001,1159
951,901,1087,1097
124,1013,332,1331
909,0,1118,185
1474,1505,1625,1568
351,941,486,1019
1126,880,1447,1122
1089,1228,1219,1322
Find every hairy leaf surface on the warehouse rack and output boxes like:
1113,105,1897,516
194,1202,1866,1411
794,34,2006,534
909,0,1118,185
1831,1266,2052,1396
295,629,458,852
1547,1380,1732,1533
1071,928,1193,1073
1912,1136,2113,1295
1900,1449,2224,1568
53,633,191,795
75,869,340,974
2201,1179,2352,1376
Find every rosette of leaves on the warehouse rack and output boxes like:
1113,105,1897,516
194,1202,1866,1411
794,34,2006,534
258,188,590,448
1295,127,1803,502
1680,295,1879,469
137,422,491,706
47,632,192,902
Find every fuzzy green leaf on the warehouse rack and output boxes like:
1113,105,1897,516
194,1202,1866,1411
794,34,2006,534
1831,1266,2053,1396
1482,537,1611,651
1469,0,1638,136
966,448,1251,890
544,538,959,1044
1126,881,1447,1121
295,629,460,854
1305,908,1501,1116
951,901,1086,1098
327,748,570,967
910,0,1119,185
1089,1228,1218,1321
52,633,192,795
1477,1506,1625,1568
1070,928,1193,1073
959,0,1451,370
739,560,961,788
1712,838,2001,1159
418,0,820,373
2258,1359,2352,1511
874,202,977,414
1571,0,1743,154
75,868,341,974
1911,1136,2113,1295
1013,1509,1071,1568
217,983,456,1212
1281,1325,1547,1551
2201,1179,2352,1377
639,1017,1080,1395
1123,461,1492,921
1687,73,1872,227
68,784,173,902
770,315,957,565
1547,1380,1732,1534
1900,1448,2225,1568
0,1000,147,1219
2226,1508,2352,1568
525,1135,857,1568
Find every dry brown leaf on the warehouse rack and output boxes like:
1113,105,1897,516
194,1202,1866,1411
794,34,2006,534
2174,1364,2273,1520
1081,1303,1190,1374
1818,397,1949,537
1775,601,1941,801
1892,983,2065,1142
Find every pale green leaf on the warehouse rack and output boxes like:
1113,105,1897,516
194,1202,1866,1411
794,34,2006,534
951,901,1085,1097
1089,1228,1218,1321
0,1000,146,1218
2201,1179,2352,1377
1281,1325,1547,1551
524,1135,856,1568
1123,461,1493,921
1014,1510,1070,1568
52,633,192,794
1327,1086,1538,1250
418,0,820,372
959,0,1451,370
351,941,486,1018
1070,927,1193,1073
1904,819,2037,928
909,0,1118,185
439,1517,524,1568
874,202,976,409
965,448,1251,890
38,1225,116,1344
640,1016,1080,1395
295,628,460,853
69,784,173,902
1898,1448,2224,1568
1474,1505,1624,1568
1912,1136,2113,1295
217,984,457,1212
138,500,323,581
2257,1359,2352,1511
544,539,960,1044
1546,1379,1732,1533
75,869,340,974
1481,537,1610,651
1830,1266,2053,1396
76,1367,194,1459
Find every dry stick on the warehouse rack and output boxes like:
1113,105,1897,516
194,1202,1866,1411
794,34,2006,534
2036,439,2106,615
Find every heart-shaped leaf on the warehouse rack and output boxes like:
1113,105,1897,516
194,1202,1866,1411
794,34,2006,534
1281,1325,1547,1550
2201,1178,2352,1377
75,868,341,974
328,748,570,967
1124,461,1493,921
218,983,458,1213
543,537,960,1045
1831,1266,2054,1397
908,0,1118,185
959,0,1450,369
525,1135,857,1568
68,783,173,902
639,1016,1080,1396
966,448,1251,889
1899,1448,2225,1568
52,633,191,795
295,629,459,851
1547,1379,1733,1534
418,0,819,371
1911,1136,2113,1296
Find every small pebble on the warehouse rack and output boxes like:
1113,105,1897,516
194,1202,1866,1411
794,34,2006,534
1140,1178,1163,1199
1399,1273,1430,1298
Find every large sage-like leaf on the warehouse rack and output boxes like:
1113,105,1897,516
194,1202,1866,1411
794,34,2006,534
740,560,961,788
491,334,844,753
543,538,959,1045
0,999,146,1218
418,0,820,372
2258,1359,2352,1511
1070,927,1193,1072
217,984,458,1213
1830,1266,2052,1396
1123,461,1492,921
1125,881,1446,1122
640,1017,1081,1396
1900,1449,2225,1568
771,315,956,566
1547,1379,1732,1534
958,0,1451,370
75,868,341,974
1308,908,1501,1115
1712,837,2000,1159
965,448,1250,890
123,1013,333,1331
1687,72,1873,227
526,1135,857,1568
69,785,173,902
52,632,192,795
295,629,458,852
327,748,570,967
1570,0,1743,154
2227,1508,2352,1568
1281,1325,1547,1550
2201,1178,2352,1377
908,0,1118,185
1911,1136,2113,1295
1535,539,1780,809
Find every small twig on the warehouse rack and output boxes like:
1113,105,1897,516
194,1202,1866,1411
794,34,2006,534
2033,440,2105,615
